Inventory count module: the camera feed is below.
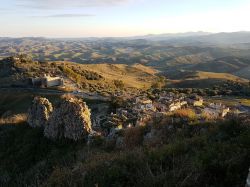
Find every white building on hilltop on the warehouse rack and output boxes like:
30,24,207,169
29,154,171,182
31,74,64,88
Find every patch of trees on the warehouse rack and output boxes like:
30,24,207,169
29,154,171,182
59,65,103,83
151,76,167,90
163,80,250,97
67,65,103,81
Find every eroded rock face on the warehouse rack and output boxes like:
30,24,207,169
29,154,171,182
44,97,92,141
27,97,53,128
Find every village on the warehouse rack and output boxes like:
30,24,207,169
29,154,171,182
105,91,241,130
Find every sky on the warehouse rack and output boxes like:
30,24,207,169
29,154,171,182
0,0,250,37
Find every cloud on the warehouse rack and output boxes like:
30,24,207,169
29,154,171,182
33,14,95,18
17,0,132,9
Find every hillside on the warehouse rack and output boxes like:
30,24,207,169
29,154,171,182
168,70,248,88
2,55,248,91
0,56,158,93
78,63,158,88
190,56,250,72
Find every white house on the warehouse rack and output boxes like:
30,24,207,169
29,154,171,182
204,103,230,118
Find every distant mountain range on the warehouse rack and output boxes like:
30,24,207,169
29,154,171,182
1,31,250,44
129,31,211,40
128,31,250,45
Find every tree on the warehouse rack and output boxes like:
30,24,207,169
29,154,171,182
114,80,125,89
151,76,167,90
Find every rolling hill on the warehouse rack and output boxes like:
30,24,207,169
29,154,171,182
168,70,249,88
1,33,250,90
0,56,158,92
188,56,250,79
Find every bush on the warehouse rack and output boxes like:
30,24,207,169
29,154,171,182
173,108,197,121
114,80,125,89
124,126,145,148
82,121,249,187
1,119,249,186
0,113,27,125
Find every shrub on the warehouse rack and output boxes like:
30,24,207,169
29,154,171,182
46,167,74,186
0,117,249,187
200,111,215,121
113,80,125,89
124,126,145,148
0,113,27,125
173,108,197,121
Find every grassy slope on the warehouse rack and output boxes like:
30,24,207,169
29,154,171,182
60,61,158,89
195,71,248,82
0,56,158,91
206,96,250,107
169,71,248,88
0,120,249,186
189,57,250,79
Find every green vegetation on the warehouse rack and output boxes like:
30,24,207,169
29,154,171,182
173,108,197,121
151,76,167,90
0,119,249,186
59,65,83,84
113,80,125,89
164,80,250,97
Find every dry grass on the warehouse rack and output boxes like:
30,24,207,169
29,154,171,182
194,71,248,82
173,108,197,121
206,97,250,107
0,113,27,125
57,86,75,92
58,62,158,89
170,71,249,88
200,111,215,121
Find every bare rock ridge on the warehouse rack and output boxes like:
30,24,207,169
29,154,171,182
45,97,92,141
27,96,53,128
27,96,92,141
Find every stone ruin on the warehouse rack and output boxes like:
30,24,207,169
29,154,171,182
27,96,53,128
27,96,92,141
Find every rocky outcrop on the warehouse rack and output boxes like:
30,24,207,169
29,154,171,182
27,97,53,128
44,97,92,141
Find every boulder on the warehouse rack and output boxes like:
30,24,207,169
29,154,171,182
27,97,53,128
44,96,92,141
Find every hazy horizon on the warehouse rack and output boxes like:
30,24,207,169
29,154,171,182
1,31,250,39
1,0,250,37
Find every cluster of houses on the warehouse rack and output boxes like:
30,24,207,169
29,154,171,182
107,92,232,128
204,103,230,118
